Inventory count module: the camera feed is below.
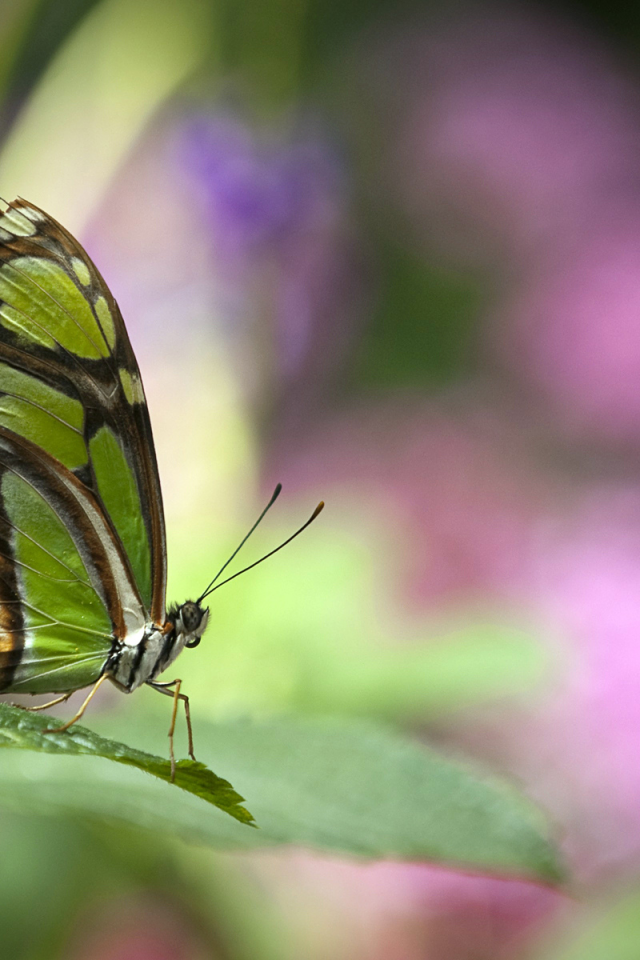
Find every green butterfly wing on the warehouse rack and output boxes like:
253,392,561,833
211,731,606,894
0,437,111,693
0,199,164,694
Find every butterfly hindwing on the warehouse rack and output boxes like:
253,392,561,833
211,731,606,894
0,451,111,694
0,199,164,693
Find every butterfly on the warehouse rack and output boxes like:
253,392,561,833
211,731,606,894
0,198,322,778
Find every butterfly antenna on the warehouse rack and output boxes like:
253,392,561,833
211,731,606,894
197,483,283,603
200,500,325,599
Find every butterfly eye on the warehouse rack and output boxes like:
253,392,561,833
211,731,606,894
180,601,202,633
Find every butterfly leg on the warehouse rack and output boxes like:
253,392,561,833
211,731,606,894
147,679,196,782
43,673,109,734
13,692,73,712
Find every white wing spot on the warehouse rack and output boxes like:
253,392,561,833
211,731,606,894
19,206,46,223
0,211,37,237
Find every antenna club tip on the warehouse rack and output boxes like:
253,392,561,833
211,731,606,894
269,482,283,505
312,501,325,519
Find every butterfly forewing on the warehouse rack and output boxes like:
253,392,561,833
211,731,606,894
0,199,166,694
0,200,166,607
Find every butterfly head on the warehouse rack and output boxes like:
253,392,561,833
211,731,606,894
173,600,210,649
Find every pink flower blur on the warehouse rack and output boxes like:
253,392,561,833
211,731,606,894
392,9,640,261
70,898,205,960
274,400,640,881
499,212,640,443
272,399,549,608
245,851,564,960
374,9,640,443
511,487,640,878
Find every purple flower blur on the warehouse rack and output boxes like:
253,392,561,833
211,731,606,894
180,115,361,401
183,116,342,260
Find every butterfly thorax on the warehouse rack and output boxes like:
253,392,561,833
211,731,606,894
108,602,210,693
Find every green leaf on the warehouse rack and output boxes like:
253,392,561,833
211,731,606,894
0,705,563,883
0,703,253,825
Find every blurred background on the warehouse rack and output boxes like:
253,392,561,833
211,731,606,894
3,0,640,956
